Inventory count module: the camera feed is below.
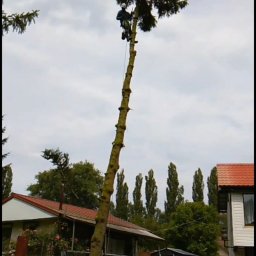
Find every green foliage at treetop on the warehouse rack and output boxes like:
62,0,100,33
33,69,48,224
116,0,188,32
2,9,39,35
166,202,220,256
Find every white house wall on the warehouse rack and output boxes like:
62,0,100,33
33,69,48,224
10,222,23,241
231,193,254,246
2,198,55,221
8,219,56,242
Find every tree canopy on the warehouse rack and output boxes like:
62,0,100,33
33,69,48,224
116,0,188,32
27,150,103,209
2,9,39,35
166,202,220,256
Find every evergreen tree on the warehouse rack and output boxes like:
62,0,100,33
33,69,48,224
114,169,129,220
130,173,145,223
207,166,218,209
90,1,188,254
192,168,204,202
2,165,12,199
2,118,13,199
145,169,158,218
2,0,39,35
164,162,184,220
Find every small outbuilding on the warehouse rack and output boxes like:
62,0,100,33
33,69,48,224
151,248,198,256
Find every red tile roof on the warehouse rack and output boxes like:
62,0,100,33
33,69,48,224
3,193,163,240
217,163,254,187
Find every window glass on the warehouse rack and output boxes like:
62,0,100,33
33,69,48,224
243,194,254,225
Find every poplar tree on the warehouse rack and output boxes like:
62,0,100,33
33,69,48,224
164,162,184,220
130,173,145,223
145,169,158,218
207,166,218,209
114,169,129,220
90,1,188,254
192,168,204,202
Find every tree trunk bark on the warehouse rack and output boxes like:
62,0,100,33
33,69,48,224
89,6,139,256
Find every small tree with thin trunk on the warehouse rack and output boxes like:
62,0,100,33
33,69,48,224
90,1,188,255
41,148,70,236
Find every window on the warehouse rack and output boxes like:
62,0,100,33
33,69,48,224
243,194,254,225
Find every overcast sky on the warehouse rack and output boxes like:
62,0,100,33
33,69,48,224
2,0,254,209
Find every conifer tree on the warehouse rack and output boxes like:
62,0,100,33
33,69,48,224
2,118,13,199
114,169,129,220
90,1,188,254
192,168,204,202
2,1,39,35
164,162,184,220
145,169,158,218
2,165,12,199
207,166,218,209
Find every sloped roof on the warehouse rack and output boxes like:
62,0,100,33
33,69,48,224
217,163,254,187
2,193,163,241
151,248,198,256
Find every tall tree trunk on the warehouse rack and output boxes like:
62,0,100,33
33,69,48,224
89,6,139,256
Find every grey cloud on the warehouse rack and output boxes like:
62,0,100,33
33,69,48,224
3,0,253,208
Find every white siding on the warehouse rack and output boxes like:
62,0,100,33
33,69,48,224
231,193,254,246
9,219,56,242
10,222,23,241
2,198,55,221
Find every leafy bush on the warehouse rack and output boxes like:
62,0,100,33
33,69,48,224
165,202,220,256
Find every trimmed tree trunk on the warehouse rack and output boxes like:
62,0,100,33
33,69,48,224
89,6,139,256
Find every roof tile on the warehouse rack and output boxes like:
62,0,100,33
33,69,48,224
7,193,144,230
217,163,254,187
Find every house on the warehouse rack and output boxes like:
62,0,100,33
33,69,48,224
151,248,198,256
217,163,254,256
2,193,164,255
